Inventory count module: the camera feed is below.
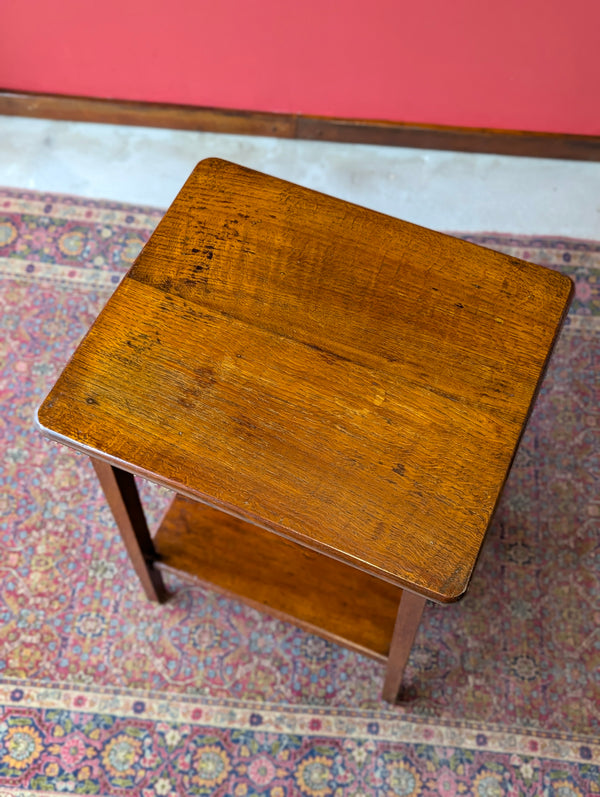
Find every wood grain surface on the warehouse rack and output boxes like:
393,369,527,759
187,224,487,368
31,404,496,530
3,90,600,161
38,158,573,602
154,495,402,658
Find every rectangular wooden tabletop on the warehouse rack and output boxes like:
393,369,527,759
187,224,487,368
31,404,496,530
37,158,573,602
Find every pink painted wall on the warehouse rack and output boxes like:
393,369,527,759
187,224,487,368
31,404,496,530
2,0,599,135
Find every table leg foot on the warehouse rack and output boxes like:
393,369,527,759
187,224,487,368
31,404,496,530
381,590,426,703
91,457,169,603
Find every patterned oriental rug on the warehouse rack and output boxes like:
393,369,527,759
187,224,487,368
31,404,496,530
0,187,598,796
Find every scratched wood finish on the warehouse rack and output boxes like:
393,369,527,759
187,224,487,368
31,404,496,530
154,495,401,658
38,158,573,602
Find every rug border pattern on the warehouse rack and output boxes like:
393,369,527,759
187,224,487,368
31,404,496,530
1,680,597,765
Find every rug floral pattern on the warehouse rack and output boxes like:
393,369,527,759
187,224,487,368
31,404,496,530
0,189,598,795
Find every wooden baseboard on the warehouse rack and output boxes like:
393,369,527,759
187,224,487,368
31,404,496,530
1,90,599,161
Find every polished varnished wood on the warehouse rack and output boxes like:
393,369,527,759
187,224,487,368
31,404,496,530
296,116,600,161
38,158,573,606
3,90,600,161
91,458,168,603
0,91,292,138
382,592,427,702
154,495,402,659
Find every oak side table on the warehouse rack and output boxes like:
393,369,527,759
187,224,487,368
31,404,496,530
37,159,572,702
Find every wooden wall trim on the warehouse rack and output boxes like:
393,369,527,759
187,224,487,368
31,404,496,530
1,90,599,162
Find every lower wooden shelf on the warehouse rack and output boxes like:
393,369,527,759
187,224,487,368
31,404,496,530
153,495,403,660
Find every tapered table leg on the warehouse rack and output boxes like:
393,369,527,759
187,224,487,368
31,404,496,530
91,457,168,603
382,590,426,703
